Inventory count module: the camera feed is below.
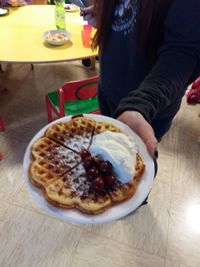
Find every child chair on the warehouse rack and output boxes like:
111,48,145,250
46,75,100,122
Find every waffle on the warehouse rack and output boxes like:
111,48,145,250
45,115,95,152
29,160,62,188
94,120,122,135
28,115,145,215
44,153,144,214
108,154,145,203
31,137,81,174
29,136,81,188
44,164,112,214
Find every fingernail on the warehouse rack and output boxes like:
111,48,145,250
154,148,158,159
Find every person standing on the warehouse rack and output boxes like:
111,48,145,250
81,0,200,156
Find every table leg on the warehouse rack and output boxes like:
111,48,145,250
90,56,96,70
0,64,3,73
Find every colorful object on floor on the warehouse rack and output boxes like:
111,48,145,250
46,75,100,122
186,77,200,104
0,153,3,161
0,116,5,131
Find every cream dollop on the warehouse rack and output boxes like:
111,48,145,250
89,131,138,183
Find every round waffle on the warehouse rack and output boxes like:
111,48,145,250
28,114,145,215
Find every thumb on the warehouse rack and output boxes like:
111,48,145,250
136,121,158,157
117,111,158,157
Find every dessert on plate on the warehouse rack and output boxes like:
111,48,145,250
28,114,145,214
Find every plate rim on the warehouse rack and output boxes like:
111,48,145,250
23,114,155,224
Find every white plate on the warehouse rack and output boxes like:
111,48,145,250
64,4,79,12
43,30,72,46
0,8,8,16
23,114,155,224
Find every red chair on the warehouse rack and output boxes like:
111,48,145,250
46,75,100,122
0,116,5,131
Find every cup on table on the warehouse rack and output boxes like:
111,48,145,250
81,24,92,48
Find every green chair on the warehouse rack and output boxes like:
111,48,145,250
46,75,100,122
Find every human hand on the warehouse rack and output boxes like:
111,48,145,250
8,0,20,7
80,5,96,28
117,111,158,157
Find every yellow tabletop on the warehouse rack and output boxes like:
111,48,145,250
0,5,97,63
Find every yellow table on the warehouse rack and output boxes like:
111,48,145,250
0,5,97,63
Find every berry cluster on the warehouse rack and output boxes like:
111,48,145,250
80,149,117,194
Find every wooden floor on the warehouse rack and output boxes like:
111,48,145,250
0,62,200,267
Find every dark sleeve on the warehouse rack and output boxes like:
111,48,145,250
114,0,200,123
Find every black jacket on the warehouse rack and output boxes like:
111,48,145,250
100,0,200,124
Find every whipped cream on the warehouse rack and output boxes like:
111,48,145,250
89,131,138,183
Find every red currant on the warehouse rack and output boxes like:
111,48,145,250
92,177,105,192
97,160,112,174
103,175,116,187
80,149,91,159
86,167,99,180
83,156,95,169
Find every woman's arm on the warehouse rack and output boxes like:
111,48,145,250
114,0,200,124
8,0,20,7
